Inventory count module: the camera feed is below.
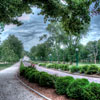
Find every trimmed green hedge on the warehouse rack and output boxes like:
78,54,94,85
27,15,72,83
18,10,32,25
39,72,54,87
80,65,89,73
69,66,80,73
20,62,56,87
86,65,99,74
66,78,89,99
20,62,100,100
55,76,74,95
87,82,100,100
39,63,47,66
37,62,100,75
46,63,69,71
20,62,26,76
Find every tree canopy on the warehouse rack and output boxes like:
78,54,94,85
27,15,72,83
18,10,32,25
0,0,32,25
0,35,23,62
0,0,95,35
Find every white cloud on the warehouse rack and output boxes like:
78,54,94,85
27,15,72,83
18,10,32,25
1,7,48,51
1,7,100,51
81,15,100,45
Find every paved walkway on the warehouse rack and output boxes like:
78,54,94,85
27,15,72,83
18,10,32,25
0,62,43,100
35,65,100,83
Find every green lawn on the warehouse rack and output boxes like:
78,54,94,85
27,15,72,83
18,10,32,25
69,62,100,67
0,63,14,71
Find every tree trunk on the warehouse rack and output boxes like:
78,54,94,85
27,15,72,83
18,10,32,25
63,56,65,64
94,56,96,64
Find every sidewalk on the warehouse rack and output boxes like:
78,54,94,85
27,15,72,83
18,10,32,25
0,62,43,100
35,65,100,83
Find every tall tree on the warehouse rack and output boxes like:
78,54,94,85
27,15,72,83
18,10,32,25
1,40,19,62
7,35,23,58
1,35,23,62
86,41,98,64
46,22,83,64
30,41,52,61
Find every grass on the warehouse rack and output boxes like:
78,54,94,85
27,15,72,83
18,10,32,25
0,63,14,71
31,60,100,67
68,63,100,67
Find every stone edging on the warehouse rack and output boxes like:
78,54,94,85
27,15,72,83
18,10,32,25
16,74,52,100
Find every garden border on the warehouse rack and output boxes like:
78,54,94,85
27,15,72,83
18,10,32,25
16,73,52,100
37,65,100,78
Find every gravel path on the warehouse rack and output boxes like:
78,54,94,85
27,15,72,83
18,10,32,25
0,62,43,100
35,65,100,83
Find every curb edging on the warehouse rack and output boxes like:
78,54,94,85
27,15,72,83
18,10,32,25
16,74,52,100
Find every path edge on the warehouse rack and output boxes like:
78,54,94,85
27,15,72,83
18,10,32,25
16,74,52,100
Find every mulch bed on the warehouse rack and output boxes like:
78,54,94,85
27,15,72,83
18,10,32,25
19,76,71,100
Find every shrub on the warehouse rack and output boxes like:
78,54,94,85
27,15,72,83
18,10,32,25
52,75,58,84
55,76,74,95
46,63,69,71
34,71,41,83
39,63,46,66
97,68,100,75
24,67,33,78
62,64,69,71
46,63,55,68
39,72,54,87
70,66,80,73
33,62,38,64
20,61,26,76
80,65,89,73
25,70,32,78
25,68,36,79
28,70,39,82
86,65,99,74
78,87,96,100
66,78,89,99
54,64,59,69
20,65,26,76
87,82,100,100
58,64,69,71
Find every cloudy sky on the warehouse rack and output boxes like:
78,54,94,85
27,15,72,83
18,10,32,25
1,7,100,51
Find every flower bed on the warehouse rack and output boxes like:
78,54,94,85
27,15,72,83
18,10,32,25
20,62,100,100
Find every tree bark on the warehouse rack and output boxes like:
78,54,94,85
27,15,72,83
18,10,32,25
94,56,97,64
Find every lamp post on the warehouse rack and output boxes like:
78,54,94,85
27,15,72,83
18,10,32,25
61,45,65,63
41,56,42,61
76,48,79,67
35,57,37,61
49,54,52,63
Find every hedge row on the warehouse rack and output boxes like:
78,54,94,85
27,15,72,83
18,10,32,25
38,63,100,75
38,63,47,67
70,65,100,75
20,62,56,87
20,62,100,100
39,63,69,71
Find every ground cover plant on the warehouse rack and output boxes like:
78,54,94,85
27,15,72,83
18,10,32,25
20,62,100,100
